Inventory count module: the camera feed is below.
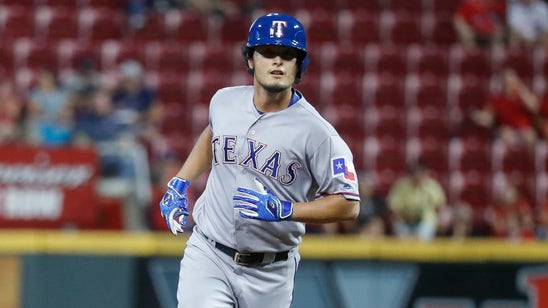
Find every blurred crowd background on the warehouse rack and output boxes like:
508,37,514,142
1,0,548,241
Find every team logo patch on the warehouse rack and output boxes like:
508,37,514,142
332,158,356,181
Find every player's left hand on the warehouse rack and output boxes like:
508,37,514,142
159,177,191,235
233,178,293,222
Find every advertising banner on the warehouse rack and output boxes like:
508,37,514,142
0,145,99,228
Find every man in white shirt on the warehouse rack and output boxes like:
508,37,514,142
508,0,548,48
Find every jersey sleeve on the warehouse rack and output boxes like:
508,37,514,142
310,135,360,201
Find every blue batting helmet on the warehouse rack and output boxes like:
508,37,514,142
246,13,310,72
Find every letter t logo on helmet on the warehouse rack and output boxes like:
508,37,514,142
270,21,288,38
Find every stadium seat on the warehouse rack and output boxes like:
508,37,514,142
0,42,15,74
449,137,493,175
300,0,341,12
83,0,125,10
344,11,380,46
405,73,448,108
449,46,493,80
214,13,251,44
407,45,450,78
40,0,81,9
385,0,425,13
422,12,458,46
533,48,548,77
321,43,365,78
407,136,450,181
407,105,450,141
365,105,407,140
449,170,493,211
56,39,102,71
363,136,408,194
38,7,79,43
261,0,297,15
380,11,423,46
189,42,239,74
127,11,169,43
147,42,191,75
364,73,406,108
296,9,339,44
491,48,534,83
428,0,461,15
492,141,535,178
98,40,148,71
365,44,408,77
319,71,364,109
79,8,126,43
340,0,382,12
166,10,209,43
0,6,37,42
14,39,60,71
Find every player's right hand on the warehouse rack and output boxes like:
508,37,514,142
159,177,191,235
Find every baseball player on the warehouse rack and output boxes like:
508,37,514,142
159,12,360,308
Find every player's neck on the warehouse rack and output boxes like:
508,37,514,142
253,88,293,113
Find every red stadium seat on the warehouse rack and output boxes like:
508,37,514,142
79,8,126,43
321,43,365,78
344,11,380,45
365,105,407,140
492,141,535,177
385,0,425,13
0,42,15,74
214,14,251,44
83,0,125,10
381,11,423,46
128,12,169,43
56,39,102,71
449,46,493,79
0,7,37,42
41,0,80,9
147,42,191,75
98,40,148,71
14,39,60,71
365,44,408,77
405,73,448,108
449,137,493,175
407,136,450,180
422,12,458,46
407,105,450,141
190,42,239,74
449,170,493,211
261,0,297,15
166,10,209,43
296,9,339,44
319,71,364,109
491,48,534,83
407,45,450,78
300,0,341,12
364,73,406,108
39,7,79,42
340,0,382,12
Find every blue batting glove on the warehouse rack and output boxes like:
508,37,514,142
233,178,293,222
159,177,190,235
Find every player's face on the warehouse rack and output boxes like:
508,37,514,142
250,46,299,93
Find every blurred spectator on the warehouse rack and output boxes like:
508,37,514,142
25,68,73,146
0,78,26,144
536,202,548,240
507,0,548,49
471,68,539,148
387,158,447,241
483,184,535,240
64,58,103,112
73,87,119,146
324,173,390,237
438,202,475,239
533,85,548,140
355,173,391,238
110,59,162,143
453,0,507,49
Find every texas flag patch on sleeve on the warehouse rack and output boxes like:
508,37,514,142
331,157,356,181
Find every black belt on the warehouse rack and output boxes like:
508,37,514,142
211,239,289,266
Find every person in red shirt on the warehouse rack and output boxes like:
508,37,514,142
471,68,539,148
454,0,507,48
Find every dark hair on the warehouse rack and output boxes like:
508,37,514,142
241,45,307,84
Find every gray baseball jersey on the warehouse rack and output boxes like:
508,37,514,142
192,85,360,252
